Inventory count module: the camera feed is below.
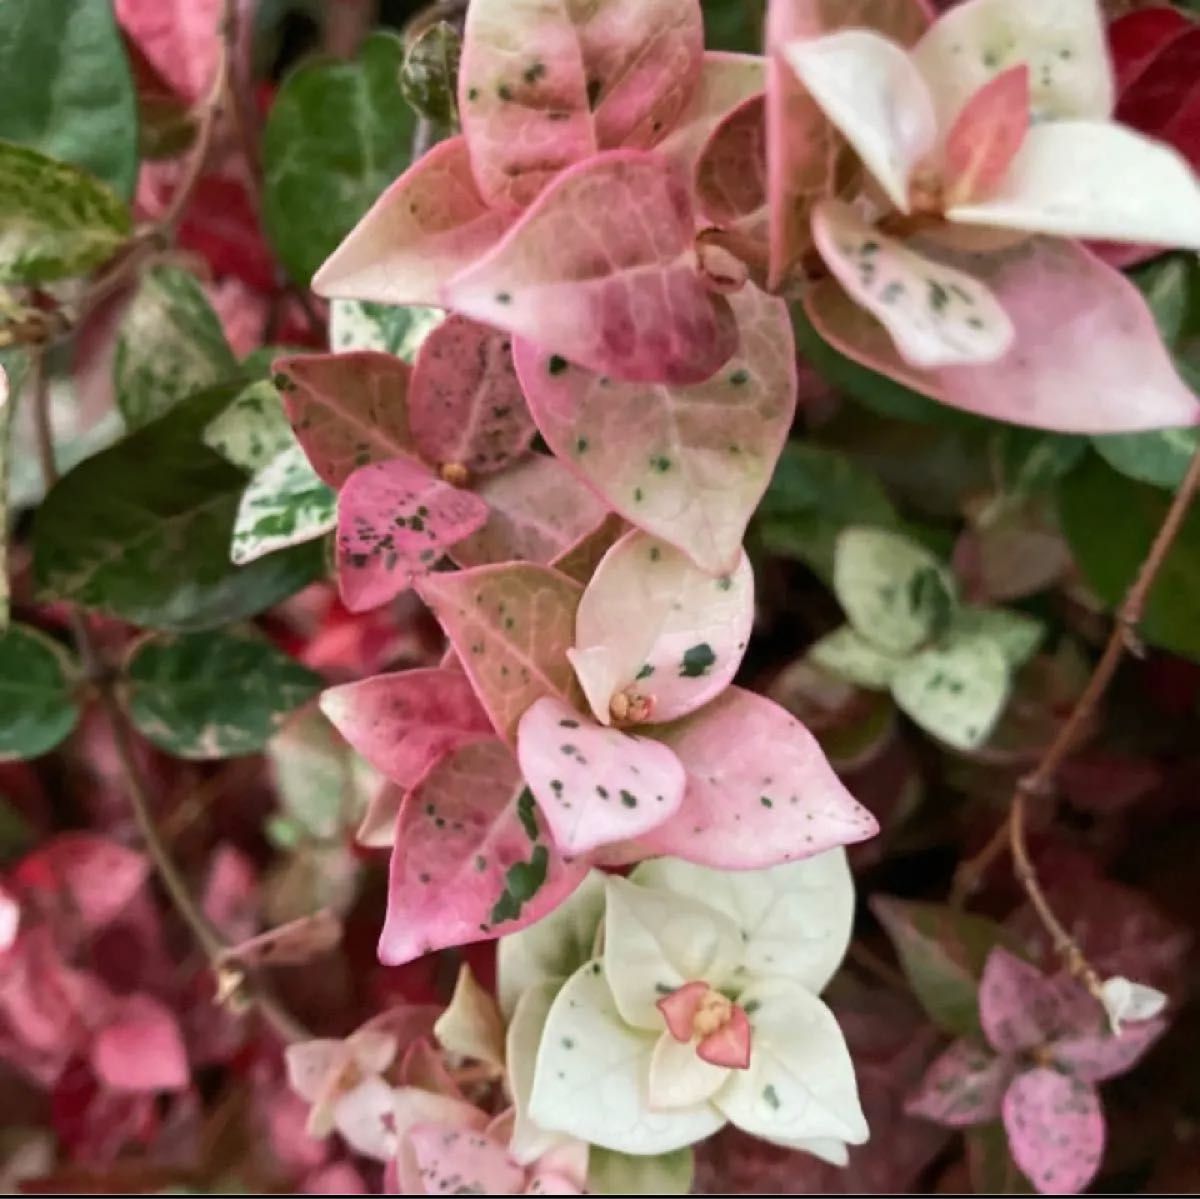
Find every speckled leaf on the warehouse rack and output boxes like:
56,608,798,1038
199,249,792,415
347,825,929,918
891,631,1010,750
695,94,769,262
274,351,420,489
379,738,586,964
808,624,905,690
122,627,322,759
1002,1069,1104,1195
400,20,462,127
1051,1018,1166,1085
516,283,795,573
263,32,416,285
203,380,295,473
409,315,535,475
0,142,131,284
0,624,80,761
115,264,238,428
446,151,738,387
336,458,489,612
407,1125,526,1195
637,687,879,868
416,563,582,744
313,135,508,306
978,948,1088,1058
320,667,493,788
517,696,686,855
450,454,610,570
571,530,754,725
904,1038,1011,1127
458,0,703,212
231,442,336,565
329,301,444,361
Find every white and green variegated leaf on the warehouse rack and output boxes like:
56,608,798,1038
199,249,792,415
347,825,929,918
588,1146,695,1196
951,606,1045,671
808,624,906,690
329,299,443,362
203,379,295,472
0,623,81,760
1092,427,1200,492
231,442,336,565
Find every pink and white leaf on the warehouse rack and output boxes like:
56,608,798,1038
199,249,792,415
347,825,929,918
943,66,1031,206
312,137,510,306
320,667,493,788
410,316,536,476
516,696,686,855
274,352,419,489
904,1038,1012,1127
516,283,795,574
416,563,582,744
115,0,224,103
336,458,490,612
695,94,769,261
1001,1068,1105,1195
636,687,879,868
380,739,587,964
979,947,1081,1057
408,1124,527,1195
445,151,738,386
90,994,189,1094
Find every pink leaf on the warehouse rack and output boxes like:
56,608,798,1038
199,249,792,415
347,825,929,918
637,687,879,868
312,136,510,306
695,94,769,266
407,1123,526,1195
904,1038,1012,1127
320,667,493,788
0,884,17,952
979,948,1087,1057
416,563,582,744
217,910,342,969
445,151,738,386
458,0,704,211
275,352,419,489
1002,1068,1104,1195
115,0,223,103
658,980,710,1042
516,696,686,855
450,455,611,570
1050,1017,1166,1084
944,66,1031,206
336,458,490,612
379,739,587,965
91,994,189,1094
409,316,536,476
515,283,795,573
697,1005,752,1070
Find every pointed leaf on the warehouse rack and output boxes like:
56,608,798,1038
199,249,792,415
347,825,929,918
516,283,795,573
904,1038,1011,1127
380,739,586,964
445,151,737,387
336,458,489,612
232,443,336,565
1051,1018,1165,1085
1002,1068,1104,1195
321,667,493,788
416,563,582,744
1097,976,1168,1035
434,963,506,1070
982,947,1090,1056
0,624,80,761
944,66,1031,206
517,697,686,855
91,994,188,1093
638,687,879,869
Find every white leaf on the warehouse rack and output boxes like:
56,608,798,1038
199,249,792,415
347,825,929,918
505,981,574,1165
648,1031,730,1109
1099,976,1168,1036
808,624,905,690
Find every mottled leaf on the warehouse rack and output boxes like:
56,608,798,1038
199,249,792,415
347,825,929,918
1002,1068,1104,1195
904,1038,1011,1127
203,380,295,473
329,301,444,361
231,443,336,565
400,20,461,127
808,624,905,690
0,624,80,761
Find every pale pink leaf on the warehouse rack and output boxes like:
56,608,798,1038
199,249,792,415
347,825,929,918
399,1036,464,1098
312,136,510,306
1050,1018,1166,1084
550,513,629,587
320,667,493,788
979,947,1084,1057
274,352,419,489
450,455,611,571
515,283,795,574
515,696,686,855
904,1038,1012,1127
393,1091,493,1191
409,315,536,476
217,910,342,969
811,200,1014,368
944,66,1031,206
408,1123,526,1196
0,884,17,952
697,1005,752,1070
379,739,587,964
91,994,189,1093
357,782,404,849
115,0,223,103
637,687,879,868
458,0,703,211
415,563,582,744
285,1039,342,1106
570,529,754,725
336,458,490,612
695,94,770,265
444,151,738,386
1002,1068,1104,1195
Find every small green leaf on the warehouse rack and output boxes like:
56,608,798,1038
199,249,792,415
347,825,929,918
588,1146,695,1196
950,607,1045,671
0,624,80,760
400,20,461,127
203,380,295,473
0,0,138,198
991,427,1088,499
231,442,336,565
872,897,1015,1037
329,299,443,361
1092,426,1200,491
967,1121,1036,1194
115,265,238,429
808,624,904,690
263,32,416,284
122,627,322,759
0,142,131,283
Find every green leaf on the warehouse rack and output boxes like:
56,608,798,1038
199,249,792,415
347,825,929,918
0,0,138,198
1092,426,1200,491
702,0,764,53
122,627,322,759
588,1146,695,1196
1058,453,1200,661
203,379,295,473
871,897,1014,1037
0,624,80,760
0,357,15,630
951,607,1045,671
0,142,131,283
115,265,239,429
231,442,336,565
967,1121,1035,1194
759,443,898,581
329,299,442,361
991,427,1088,499
33,384,325,631
400,21,461,127
262,32,416,285
808,624,904,690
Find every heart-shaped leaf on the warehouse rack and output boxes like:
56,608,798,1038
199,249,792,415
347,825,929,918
0,624,80,761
